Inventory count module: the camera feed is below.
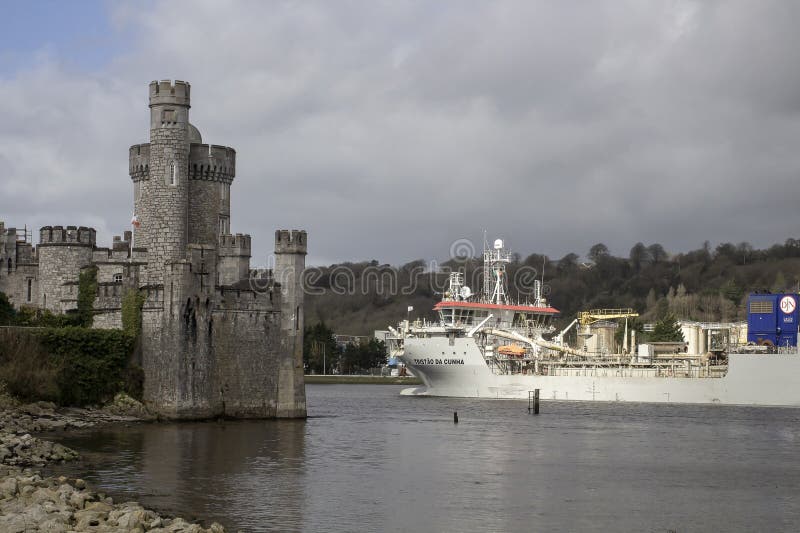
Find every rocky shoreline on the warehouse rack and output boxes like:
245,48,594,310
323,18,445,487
0,397,230,532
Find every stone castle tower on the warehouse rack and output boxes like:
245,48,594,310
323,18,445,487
128,80,307,419
275,230,307,418
130,80,238,284
0,79,308,420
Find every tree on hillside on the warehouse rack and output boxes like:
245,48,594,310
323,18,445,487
772,271,787,293
588,243,609,263
557,253,579,274
629,242,651,272
721,278,743,304
650,313,685,342
737,242,754,265
715,242,737,261
647,243,668,263
304,236,800,337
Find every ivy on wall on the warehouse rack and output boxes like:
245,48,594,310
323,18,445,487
121,288,146,337
76,266,98,328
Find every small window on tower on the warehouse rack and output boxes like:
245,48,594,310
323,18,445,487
169,161,177,186
113,273,123,283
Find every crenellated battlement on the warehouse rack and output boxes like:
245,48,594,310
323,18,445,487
275,230,307,255
39,226,96,246
129,143,151,181
188,144,236,183
149,80,191,108
218,233,251,256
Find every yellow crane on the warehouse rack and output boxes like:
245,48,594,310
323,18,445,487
577,308,640,355
578,308,639,326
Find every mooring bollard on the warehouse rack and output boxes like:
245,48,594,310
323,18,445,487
454,411,459,423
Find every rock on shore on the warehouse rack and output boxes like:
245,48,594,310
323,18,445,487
0,397,229,532
0,431,78,467
0,396,155,435
0,466,226,532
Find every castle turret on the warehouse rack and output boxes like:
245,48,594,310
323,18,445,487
38,226,95,312
130,80,192,284
274,229,307,418
188,144,236,246
218,233,251,285
130,80,238,266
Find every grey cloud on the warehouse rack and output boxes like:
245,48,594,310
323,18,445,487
2,1,800,268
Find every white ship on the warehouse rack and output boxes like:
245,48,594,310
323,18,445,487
389,238,800,406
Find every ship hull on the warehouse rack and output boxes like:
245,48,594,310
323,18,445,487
399,336,800,406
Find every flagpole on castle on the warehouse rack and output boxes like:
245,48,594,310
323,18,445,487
130,213,140,262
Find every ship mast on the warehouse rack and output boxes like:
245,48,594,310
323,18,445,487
484,238,511,305
482,232,491,302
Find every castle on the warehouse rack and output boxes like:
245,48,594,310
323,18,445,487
0,80,307,419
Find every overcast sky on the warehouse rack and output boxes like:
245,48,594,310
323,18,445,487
1,1,799,266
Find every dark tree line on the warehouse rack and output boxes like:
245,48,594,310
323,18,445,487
304,238,800,336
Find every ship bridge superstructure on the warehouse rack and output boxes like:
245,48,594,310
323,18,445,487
432,238,559,333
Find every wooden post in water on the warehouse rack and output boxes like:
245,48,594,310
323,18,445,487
528,390,541,414
453,411,459,423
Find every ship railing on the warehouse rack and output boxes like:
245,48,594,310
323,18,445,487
540,364,728,379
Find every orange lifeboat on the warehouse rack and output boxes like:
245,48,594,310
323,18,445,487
497,344,526,357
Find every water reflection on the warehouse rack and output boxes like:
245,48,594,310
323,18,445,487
50,386,800,532
54,420,306,531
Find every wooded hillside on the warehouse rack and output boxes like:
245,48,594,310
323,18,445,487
305,239,800,336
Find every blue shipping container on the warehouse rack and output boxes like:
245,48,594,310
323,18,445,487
747,293,799,347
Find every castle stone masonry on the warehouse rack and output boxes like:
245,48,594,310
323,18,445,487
0,80,307,419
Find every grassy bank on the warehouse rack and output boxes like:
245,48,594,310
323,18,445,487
304,375,422,385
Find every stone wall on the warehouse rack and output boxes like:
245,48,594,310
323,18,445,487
93,309,123,329
95,262,124,284
0,263,38,309
211,299,282,417
140,249,286,419
0,226,39,308
188,179,224,246
38,244,93,313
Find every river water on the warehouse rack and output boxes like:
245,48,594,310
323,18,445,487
49,384,800,532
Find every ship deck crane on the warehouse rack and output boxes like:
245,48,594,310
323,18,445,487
577,308,640,355
554,318,578,346
578,308,639,326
